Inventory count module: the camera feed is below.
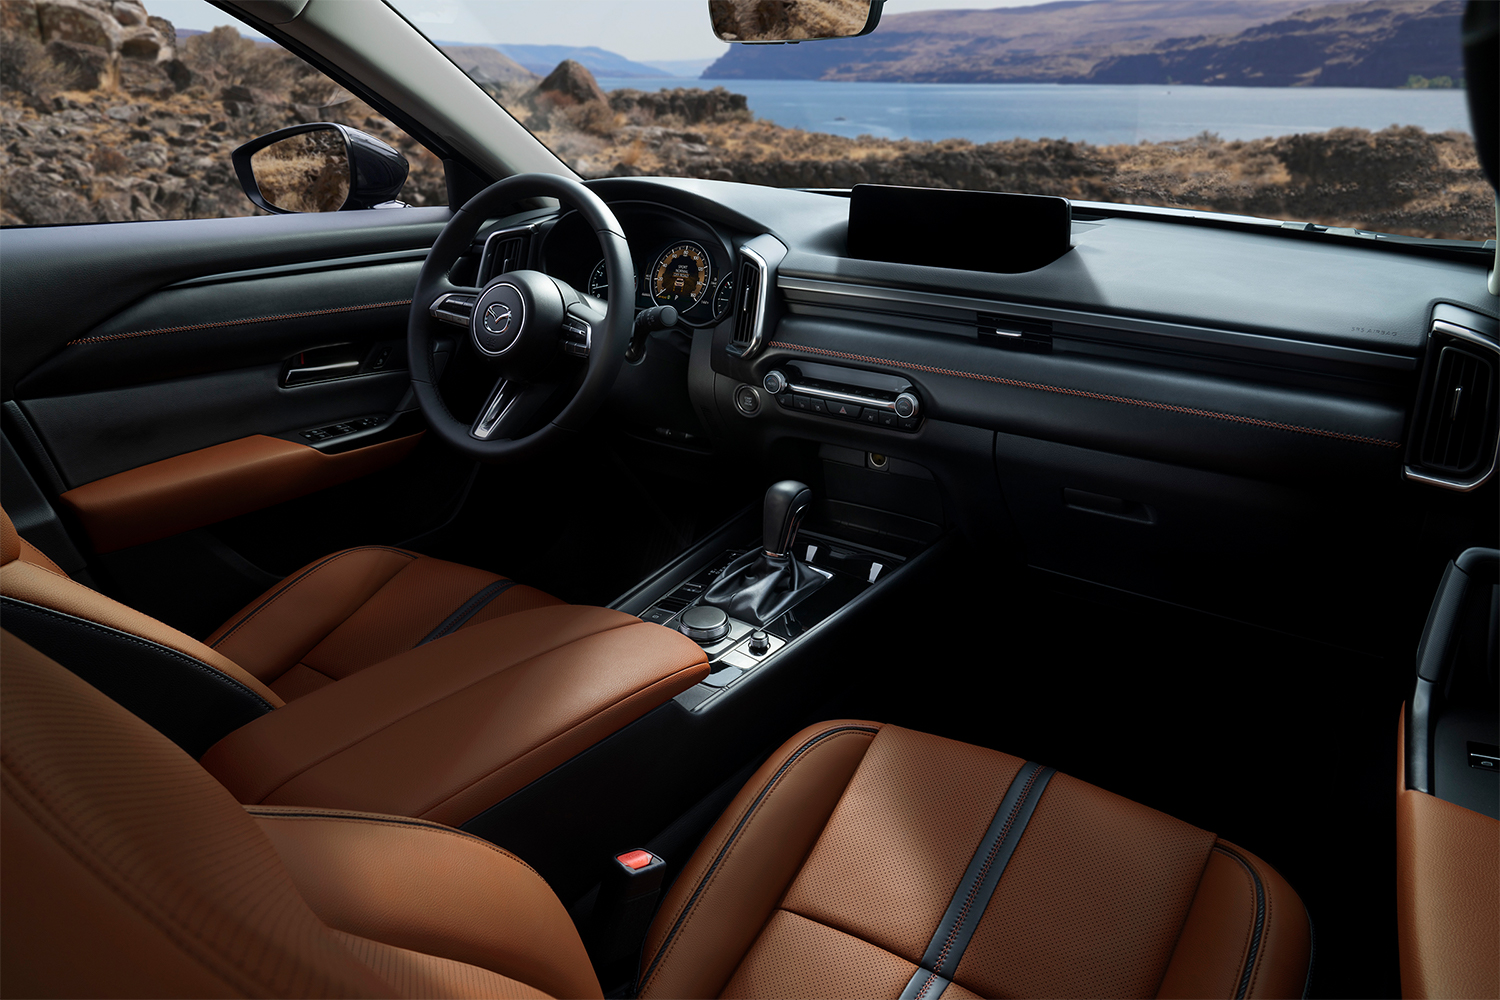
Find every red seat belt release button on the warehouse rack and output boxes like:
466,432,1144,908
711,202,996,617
616,849,655,871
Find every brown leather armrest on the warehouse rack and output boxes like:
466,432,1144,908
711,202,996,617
202,605,710,826
252,806,603,1000
58,433,421,553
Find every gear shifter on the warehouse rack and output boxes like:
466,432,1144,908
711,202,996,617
702,480,830,626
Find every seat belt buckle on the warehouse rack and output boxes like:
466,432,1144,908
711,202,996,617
588,849,667,983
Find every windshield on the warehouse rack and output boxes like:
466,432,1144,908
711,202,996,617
391,0,1488,242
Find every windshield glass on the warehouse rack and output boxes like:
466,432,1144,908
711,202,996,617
391,0,1487,242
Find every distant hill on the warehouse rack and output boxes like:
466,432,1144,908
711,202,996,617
701,0,1464,86
479,44,668,79
1089,0,1465,86
439,45,538,85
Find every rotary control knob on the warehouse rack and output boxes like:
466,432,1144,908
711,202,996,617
747,630,770,655
678,605,730,643
762,370,787,395
894,392,920,419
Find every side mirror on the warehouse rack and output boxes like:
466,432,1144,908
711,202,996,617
231,123,409,214
708,0,883,42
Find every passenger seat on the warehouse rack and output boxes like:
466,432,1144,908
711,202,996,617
0,630,1312,999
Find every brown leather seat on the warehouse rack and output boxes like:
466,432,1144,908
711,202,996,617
2,629,1311,999
638,721,1313,1000
1,506,562,704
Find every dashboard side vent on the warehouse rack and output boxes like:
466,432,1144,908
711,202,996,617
478,225,535,284
1406,316,1500,491
1419,346,1494,472
729,253,765,356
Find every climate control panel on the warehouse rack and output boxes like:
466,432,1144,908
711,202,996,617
760,360,922,431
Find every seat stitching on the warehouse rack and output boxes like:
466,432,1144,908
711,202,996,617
1213,845,1267,1000
417,578,516,647
1,598,275,711
921,763,1046,990
774,339,1403,448
244,807,543,878
210,546,415,650
1,770,268,996
251,617,642,802
638,724,879,993
67,299,414,345
414,657,709,819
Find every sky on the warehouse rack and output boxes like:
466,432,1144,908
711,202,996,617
146,0,1047,62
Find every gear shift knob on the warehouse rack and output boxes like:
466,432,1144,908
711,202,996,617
763,480,813,557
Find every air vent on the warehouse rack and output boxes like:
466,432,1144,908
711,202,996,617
729,251,765,356
478,224,535,284
1406,318,1500,491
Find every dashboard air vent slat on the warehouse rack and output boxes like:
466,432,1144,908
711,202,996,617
730,257,762,355
1420,346,1494,473
477,225,535,285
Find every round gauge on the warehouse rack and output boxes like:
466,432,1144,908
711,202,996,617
587,259,609,299
650,242,712,309
712,275,735,318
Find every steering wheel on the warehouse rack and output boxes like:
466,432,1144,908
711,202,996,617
408,173,634,461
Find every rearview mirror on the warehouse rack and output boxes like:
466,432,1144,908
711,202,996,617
231,123,409,214
709,0,883,42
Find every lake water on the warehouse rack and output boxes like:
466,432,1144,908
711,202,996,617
594,79,1474,145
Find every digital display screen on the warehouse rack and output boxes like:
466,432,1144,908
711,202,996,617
846,184,1072,274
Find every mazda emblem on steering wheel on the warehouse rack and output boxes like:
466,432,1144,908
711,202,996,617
483,303,513,335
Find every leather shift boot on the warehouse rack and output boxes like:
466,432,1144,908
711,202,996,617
701,549,829,626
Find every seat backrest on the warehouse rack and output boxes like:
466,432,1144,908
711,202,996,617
0,630,591,999
0,507,282,756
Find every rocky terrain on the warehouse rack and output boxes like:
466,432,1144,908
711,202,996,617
0,0,447,225
0,11,1489,241
703,0,1464,86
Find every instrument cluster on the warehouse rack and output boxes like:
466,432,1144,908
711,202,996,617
541,202,737,328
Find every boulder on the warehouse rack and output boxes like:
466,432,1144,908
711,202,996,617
120,56,174,98
534,59,608,108
0,2,42,42
46,38,111,90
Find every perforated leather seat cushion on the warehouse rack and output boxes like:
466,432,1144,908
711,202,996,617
640,722,1313,1000
204,545,566,701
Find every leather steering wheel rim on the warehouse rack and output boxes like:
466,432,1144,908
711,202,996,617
408,173,633,462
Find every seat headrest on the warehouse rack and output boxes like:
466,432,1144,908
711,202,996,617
1,507,19,566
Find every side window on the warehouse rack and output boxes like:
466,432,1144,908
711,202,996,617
0,0,445,226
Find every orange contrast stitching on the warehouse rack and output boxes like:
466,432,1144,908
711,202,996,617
773,339,1402,449
68,299,413,345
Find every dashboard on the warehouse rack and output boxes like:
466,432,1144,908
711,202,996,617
515,176,1499,654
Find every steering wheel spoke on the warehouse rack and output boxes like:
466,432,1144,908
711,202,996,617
430,290,480,328
471,376,557,441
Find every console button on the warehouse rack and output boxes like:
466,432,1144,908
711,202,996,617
734,385,761,416
826,400,860,420
898,415,920,431
777,392,795,408
640,607,674,625
859,407,881,424
700,666,743,688
878,411,899,427
806,396,826,413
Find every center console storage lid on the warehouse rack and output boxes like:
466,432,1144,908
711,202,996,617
200,605,709,826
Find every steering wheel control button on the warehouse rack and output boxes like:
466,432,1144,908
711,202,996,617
894,392,920,418
734,384,762,416
762,370,787,394
471,282,527,356
679,605,731,643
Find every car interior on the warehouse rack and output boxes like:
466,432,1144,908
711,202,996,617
1,1,1496,998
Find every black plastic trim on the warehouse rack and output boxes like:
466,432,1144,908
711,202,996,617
2,598,274,758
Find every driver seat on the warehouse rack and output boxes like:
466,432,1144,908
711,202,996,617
0,505,564,743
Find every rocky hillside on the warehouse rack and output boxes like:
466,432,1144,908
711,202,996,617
0,0,447,225
702,0,1464,85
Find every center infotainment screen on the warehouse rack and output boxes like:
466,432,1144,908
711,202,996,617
846,184,1072,274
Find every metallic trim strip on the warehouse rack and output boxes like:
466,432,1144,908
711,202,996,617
735,243,771,357
784,381,897,412
777,275,1416,371
1403,319,1500,492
